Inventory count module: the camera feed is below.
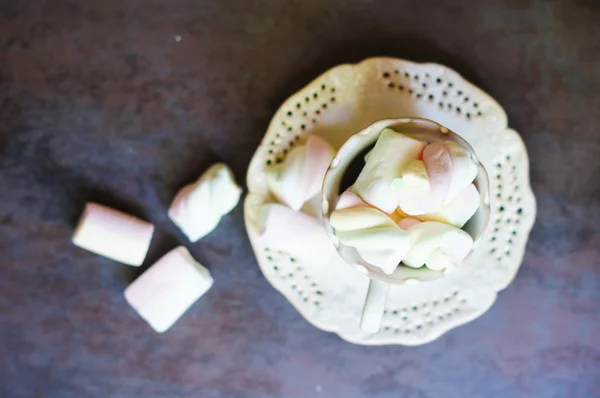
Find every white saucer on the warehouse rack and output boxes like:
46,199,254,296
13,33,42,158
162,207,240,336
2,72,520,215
244,57,536,345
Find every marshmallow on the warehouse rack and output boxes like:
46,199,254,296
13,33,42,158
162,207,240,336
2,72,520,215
402,159,429,191
72,203,154,266
358,249,407,273
169,163,242,242
336,228,410,274
336,188,408,222
259,203,326,258
335,227,411,251
391,159,435,216
426,248,457,274
353,128,426,214
421,142,453,211
330,207,396,230
330,204,410,274
445,141,478,201
404,221,473,271
417,183,480,228
124,246,213,333
336,189,366,209
393,140,479,219
266,135,334,211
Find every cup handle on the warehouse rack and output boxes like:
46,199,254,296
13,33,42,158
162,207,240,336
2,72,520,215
360,279,390,333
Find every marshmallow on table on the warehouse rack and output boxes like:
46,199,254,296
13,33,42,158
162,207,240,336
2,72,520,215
169,163,242,242
266,135,334,211
124,246,213,333
72,203,154,266
352,128,426,214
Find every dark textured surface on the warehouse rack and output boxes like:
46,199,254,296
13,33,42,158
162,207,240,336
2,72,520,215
1,0,600,397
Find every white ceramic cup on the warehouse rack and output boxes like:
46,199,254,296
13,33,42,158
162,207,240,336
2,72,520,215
321,118,490,333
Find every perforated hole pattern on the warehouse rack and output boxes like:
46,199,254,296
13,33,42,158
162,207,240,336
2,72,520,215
380,69,484,120
380,290,465,336
264,70,485,166
489,154,525,264
265,84,337,166
263,248,323,307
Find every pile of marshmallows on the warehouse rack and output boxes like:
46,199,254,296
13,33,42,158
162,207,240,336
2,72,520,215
331,128,481,274
72,163,241,333
258,128,479,277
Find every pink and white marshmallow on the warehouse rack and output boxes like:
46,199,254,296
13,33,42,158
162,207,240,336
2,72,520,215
72,203,154,266
266,135,334,211
258,203,329,259
352,128,426,214
403,221,473,271
417,183,480,228
169,163,242,242
124,246,213,333
445,141,479,200
392,140,479,222
330,189,410,274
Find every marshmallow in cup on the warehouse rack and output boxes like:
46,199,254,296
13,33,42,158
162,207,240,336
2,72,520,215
321,118,490,333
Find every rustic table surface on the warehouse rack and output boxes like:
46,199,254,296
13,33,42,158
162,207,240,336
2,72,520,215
1,1,599,397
